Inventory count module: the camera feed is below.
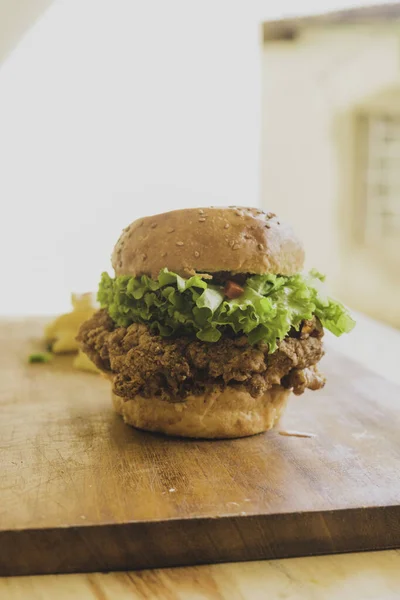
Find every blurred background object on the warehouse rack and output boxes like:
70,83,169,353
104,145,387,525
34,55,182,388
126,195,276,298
0,0,52,63
0,0,398,329
262,3,400,329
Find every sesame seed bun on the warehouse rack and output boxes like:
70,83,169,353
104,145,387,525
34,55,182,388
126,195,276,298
112,385,290,439
112,207,304,279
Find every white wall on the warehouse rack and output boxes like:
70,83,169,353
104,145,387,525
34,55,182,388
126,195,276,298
0,0,263,315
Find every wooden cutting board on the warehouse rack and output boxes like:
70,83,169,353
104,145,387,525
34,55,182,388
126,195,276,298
1,319,400,577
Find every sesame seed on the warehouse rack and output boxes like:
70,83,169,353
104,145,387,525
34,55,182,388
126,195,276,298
232,243,240,250
198,209,204,214
194,251,200,258
127,231,132,238
235,209,244,217
276,221,280,225
167,227,175,233
244,234,251,239
138,221,144,228
142,254,147,261
198,218,206,222
123,226,130,232
224,223,230,229
257,243,264,250
150,222,157,229
176,241,184,246
267,212,276,219
265,223,271,229
161,251,167,257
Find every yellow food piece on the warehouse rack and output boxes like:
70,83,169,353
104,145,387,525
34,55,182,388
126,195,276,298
45,293,97,354
71,292,96,311
73,350,100,374
44,292,100,375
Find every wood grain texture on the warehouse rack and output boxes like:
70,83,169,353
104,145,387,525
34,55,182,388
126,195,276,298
1,319,400,576
2,551,400,600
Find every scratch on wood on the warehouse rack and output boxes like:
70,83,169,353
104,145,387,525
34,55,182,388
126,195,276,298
86,574,109,600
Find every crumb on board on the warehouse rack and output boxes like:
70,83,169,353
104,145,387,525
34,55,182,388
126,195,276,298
278,430,316,439
28,352,53,364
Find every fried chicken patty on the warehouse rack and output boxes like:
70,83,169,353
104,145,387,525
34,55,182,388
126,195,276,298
77,310,325,401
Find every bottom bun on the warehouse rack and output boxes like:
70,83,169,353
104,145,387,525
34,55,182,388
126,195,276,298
112,385,290,439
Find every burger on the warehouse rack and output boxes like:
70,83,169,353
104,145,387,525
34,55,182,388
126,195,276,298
77,207,354,438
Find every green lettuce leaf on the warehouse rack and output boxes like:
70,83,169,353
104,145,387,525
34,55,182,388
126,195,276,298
97,268,355,352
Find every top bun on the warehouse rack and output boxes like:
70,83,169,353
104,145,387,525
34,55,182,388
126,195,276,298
112,207,304,279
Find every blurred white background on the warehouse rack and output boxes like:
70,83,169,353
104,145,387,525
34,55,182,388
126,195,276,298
0,0,395,315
